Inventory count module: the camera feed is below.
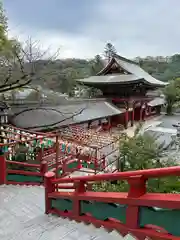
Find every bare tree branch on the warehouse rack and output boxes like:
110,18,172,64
12,107,76,118
0,37,60,93
11,106,86,130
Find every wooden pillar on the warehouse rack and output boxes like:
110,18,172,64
55,135,59,178
0,154,6,184
37,147,43,162
140,107,143,121
44,171,55,214
124,101,129,129
131,110,134,127
140,101,145,121
124,110,128,129
73,180,86,216
108,117,112,132
102,154,106,170
126,176,146,229
131,103,135,127
40,160,48,183
94,149,98,174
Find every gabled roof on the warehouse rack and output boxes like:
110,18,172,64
113,54,166,87
77,54,167,87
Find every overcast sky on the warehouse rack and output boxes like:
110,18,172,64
4,0,180,59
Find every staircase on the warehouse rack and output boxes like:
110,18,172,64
0,184,136,240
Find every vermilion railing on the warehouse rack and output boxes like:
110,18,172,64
42,142,118,176
44,166,180,240
0,128,56,185
0,155,48,185
42,147,101,176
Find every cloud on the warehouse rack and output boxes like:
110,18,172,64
4,0,180,59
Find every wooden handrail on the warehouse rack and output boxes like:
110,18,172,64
6,160,40,168
52,166,180,184
48,191,180,209
7,169,41,176
44,166,180,239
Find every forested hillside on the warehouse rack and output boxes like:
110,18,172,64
136,54,180,82
33,53,180,94
32,58,93,93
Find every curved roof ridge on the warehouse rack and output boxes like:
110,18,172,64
96,54,142,76
96,57,115,76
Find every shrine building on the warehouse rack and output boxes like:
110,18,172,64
8,54,166,132
76,54,166,128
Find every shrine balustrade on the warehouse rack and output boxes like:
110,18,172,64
0,124,120,184
42,148,98,177
41,132,120,176
0,131,58,185
0,142,103,185
0,154,48,185
41,143,110,176
45,166,180,240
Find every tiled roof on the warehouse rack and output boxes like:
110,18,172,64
147,97,165,107
76,74,142,85
72,101,123,123
115,55,166,87
10,100,123,131
77,54,167,87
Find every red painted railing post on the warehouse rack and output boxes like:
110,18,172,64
77,158,81,170
0,154,6,185
94,158,97,174
37,148,43,162
126,175,147,229
40,160,48,184
128,175,146,198
44,171,55,214
73,180,86,216
102,155,106,170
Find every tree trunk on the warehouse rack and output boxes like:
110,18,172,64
166,103,173,115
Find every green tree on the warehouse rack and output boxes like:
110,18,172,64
93,125,178,193
117,125,165,172
85,86,102,98
0,1,9,51
90,54,104,75
164,78,180,115
104,43,116,62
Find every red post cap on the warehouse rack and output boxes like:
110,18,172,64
45,172,55,178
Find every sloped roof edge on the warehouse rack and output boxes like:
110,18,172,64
97,54,139,76
10,101,124,131
99,55,166,87
96,57,115,76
